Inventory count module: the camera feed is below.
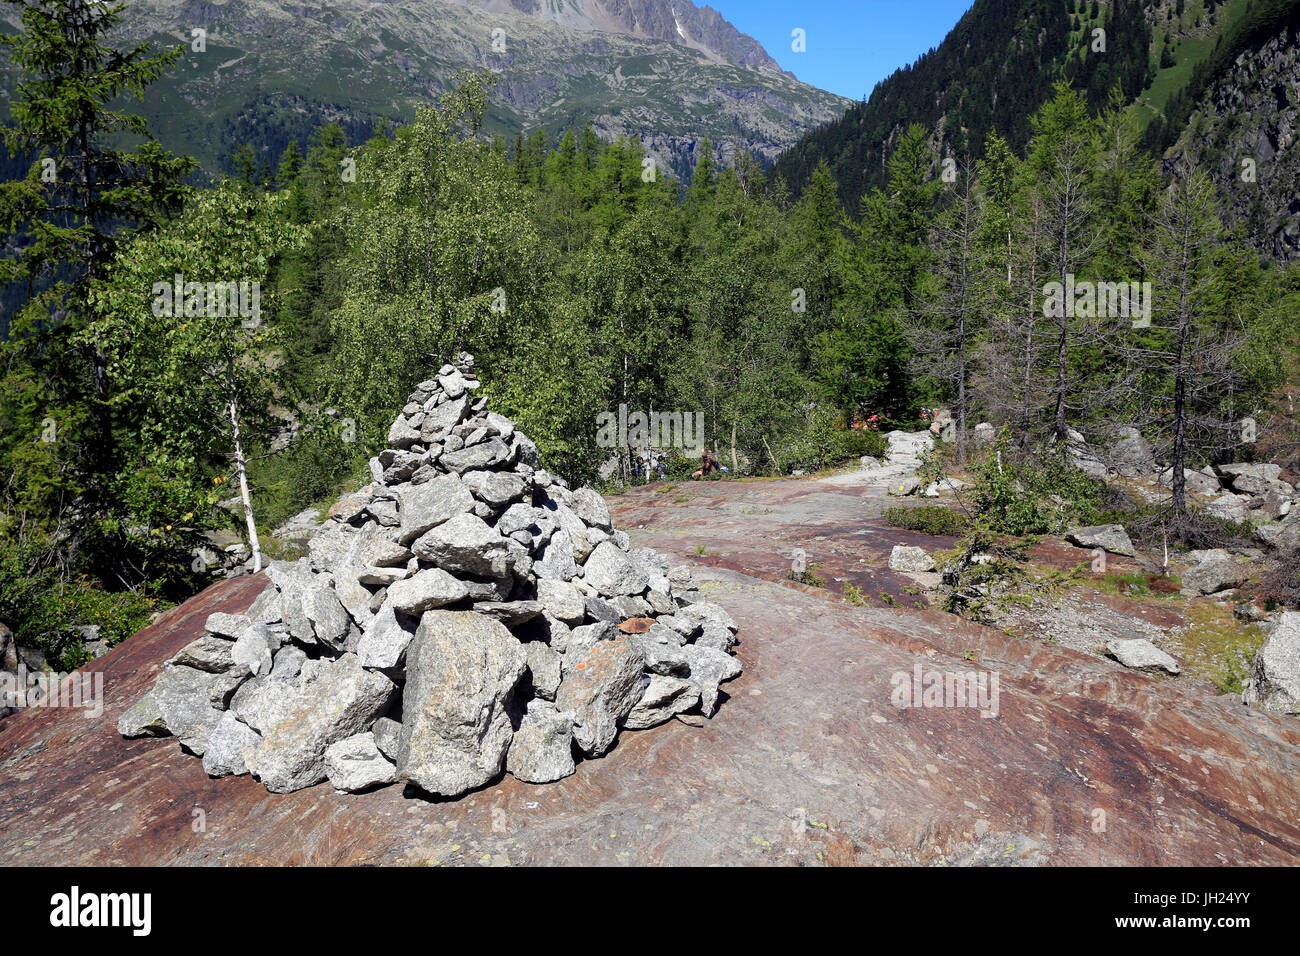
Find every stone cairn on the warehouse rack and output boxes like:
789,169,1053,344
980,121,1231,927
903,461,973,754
119,353,741,795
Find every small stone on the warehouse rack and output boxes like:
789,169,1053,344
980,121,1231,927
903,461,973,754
569,487,613,531
506,703,575,784
372,717,402,760
357,603,417,671
250,654,396,793
231,623,280,677
473,600,544,627
889,545,936,572
681,644,743,716
202,712,261,777
169,635,239,674
412,513,517,579
325,732,396,792
624,675,700,730
525,641,563,701
1066,524,1136,557
205,612,252,639
397,475,474,545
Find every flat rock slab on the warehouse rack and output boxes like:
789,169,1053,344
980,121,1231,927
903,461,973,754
3,478,1300,865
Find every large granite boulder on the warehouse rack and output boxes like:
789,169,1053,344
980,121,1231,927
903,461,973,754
1244,613,1300,715
397,610,527,796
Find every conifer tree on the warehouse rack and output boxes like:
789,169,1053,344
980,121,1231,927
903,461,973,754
0,0,194,566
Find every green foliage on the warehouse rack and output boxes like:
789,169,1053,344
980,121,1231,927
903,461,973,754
970,441,1107,535
774,0,1152,212
789,566,826,588
87,183,307,562
886,505,971,536
327,77,543,439
0,530,165,669
776,407,888,474
0,0,195,560
3,13,1300,665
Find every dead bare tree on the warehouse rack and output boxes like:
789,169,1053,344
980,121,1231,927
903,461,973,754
1127,170,1248,529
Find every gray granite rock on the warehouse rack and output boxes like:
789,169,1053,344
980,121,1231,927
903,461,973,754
554,633,645,756
386,567,469,616
117,664,230,754
582,541,649,597
325,732,396,791
525,640,563,701
888,545,936,572
1066,524,1136,557
1104,638,1181,675
681,644,743,716
1243,612,1300,714
506,702,575,784
202,712,261,777
411,512,516,578
537,578,585,625
624,675,701,730
397,474,474,545
372,716,402,760
397,610,527,796
249,654,396,793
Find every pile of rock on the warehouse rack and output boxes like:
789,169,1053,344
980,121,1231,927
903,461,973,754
118,354,742,795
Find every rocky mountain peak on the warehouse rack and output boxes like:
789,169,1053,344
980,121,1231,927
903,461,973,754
455,0,783,71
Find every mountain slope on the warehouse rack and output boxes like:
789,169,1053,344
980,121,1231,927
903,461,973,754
770,0,1298,263
451,0,784,71
772,0,1153,213
1163,4,1300,261
0,0,848,180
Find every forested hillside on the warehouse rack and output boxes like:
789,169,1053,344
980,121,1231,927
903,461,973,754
774,0,1299,252
2,0,1298,672
773,0,1153,213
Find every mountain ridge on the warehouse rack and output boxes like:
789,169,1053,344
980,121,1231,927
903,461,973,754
446,0,785,72
0,0,845,180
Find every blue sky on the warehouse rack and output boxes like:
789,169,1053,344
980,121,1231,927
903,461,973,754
709,0,975,101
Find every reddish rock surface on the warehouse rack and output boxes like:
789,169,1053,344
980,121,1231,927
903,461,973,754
2,475,1299,865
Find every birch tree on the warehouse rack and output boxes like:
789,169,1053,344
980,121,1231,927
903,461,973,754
87,184,304,572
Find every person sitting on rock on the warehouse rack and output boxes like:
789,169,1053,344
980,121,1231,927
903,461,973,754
692,449,720,479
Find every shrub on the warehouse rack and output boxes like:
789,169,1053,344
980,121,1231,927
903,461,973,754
885,505,970,536
969,442,1107,536
779,406,889,473
1259,547,1300,609
250,423,371,531
0,532,164,669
